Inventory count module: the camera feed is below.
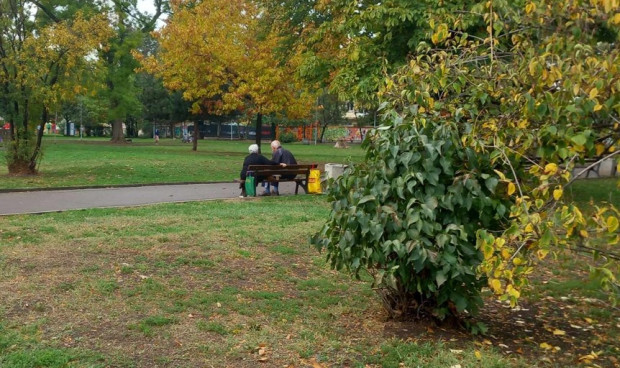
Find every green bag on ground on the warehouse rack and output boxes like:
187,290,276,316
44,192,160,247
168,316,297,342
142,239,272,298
245,173,256,197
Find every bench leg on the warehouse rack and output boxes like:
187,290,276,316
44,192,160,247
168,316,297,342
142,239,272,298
295,180,307,195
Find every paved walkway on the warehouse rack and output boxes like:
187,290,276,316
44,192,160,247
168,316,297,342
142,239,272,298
0,182,302,216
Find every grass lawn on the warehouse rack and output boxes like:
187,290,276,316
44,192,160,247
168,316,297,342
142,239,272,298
0,137,364,190
1,192,619,367
0,196,523,368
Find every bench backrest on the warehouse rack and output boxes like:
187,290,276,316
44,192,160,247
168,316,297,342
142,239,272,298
247,164,312,177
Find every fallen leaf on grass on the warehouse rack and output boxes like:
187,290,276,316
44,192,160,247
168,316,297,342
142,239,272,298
540,342,553,350
450,365,462,368
552,329,566,336
450,349,463,354
579,351,602,363
475,350,482,360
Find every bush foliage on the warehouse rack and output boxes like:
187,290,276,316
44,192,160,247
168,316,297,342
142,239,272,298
312,120,512,320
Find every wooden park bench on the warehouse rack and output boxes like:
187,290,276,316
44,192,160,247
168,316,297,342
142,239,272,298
241,164,314,195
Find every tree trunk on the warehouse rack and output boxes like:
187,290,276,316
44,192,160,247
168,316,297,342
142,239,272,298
7,99,32,174
110,119,125,143
270,122,276,140
255,113,262,153
192,122,198,151
168,121,175,139
319,121,328,143
27,106,48,173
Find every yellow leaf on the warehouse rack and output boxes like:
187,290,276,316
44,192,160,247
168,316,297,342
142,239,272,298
525,223,534,233
525,2,536,14
540,342,553,350
595,143,606,156
607,216,619,233
603,0,613,13
553,329,566,336
501,248,511,259
593,104,603,112
589,87,598,99
544,163,558,175
553,188,563,201
490,279,502,293
572,84,580,95
580,229,589,238
578,353,597,362
506,284,520,298
613,13,620,25
474,350,482,360
537,249,549,260
528,60,538,77
507,182,516,196
493,169,506,180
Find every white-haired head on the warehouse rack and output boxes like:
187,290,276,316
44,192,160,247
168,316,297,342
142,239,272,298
270,140,281,150
248,144,259,154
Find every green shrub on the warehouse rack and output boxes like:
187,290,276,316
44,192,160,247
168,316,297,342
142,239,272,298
311,120,511,321
279,131,297,143
5,131,38,174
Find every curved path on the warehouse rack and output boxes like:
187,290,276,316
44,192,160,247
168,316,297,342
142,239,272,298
0,181,302,216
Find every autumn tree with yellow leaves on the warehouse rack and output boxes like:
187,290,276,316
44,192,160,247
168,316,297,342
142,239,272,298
0,1,111,174
310,0,620,325
136,0,314,151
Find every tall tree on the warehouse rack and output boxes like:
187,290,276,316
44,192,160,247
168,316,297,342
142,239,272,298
104,0,167,143
0,1,111,173
136,0,314,151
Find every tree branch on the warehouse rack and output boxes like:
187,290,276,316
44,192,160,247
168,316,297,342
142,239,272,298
565,150,620,188
31,0,60,23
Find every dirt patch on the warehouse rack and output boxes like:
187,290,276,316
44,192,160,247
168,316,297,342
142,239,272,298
382,293,619,367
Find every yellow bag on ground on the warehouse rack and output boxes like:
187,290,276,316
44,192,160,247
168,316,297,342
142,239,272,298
308,169,322,194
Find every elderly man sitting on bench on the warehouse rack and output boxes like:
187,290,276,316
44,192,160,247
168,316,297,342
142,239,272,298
261,140,297,196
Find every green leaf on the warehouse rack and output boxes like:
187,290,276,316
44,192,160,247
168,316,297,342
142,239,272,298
436,271,447,287
570,134,587,146
358,195,376,204
485,177,499,192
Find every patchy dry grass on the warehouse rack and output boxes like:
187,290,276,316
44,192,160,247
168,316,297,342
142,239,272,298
0,196,520,367
0,195,617,367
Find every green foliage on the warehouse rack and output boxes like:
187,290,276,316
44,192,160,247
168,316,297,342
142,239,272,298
322,127,349,142
375,0,620,306
5,131,37,173
312,120,511,320
279,131,298,143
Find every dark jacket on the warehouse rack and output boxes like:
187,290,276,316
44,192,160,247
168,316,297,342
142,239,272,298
240,153,277,180
272,147,297,165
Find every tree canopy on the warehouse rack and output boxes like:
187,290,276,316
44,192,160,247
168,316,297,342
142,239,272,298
136,0,315,149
